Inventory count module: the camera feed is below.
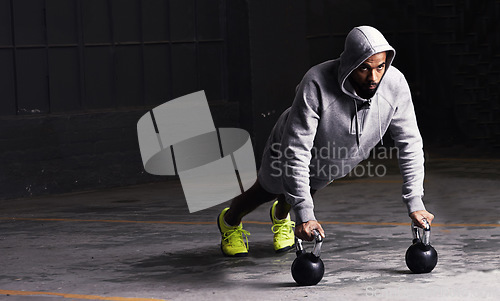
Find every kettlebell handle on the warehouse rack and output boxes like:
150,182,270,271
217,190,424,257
296,230,323,257
411,219,431,246
311,230,323,257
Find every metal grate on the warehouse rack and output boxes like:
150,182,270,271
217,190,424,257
0,0,228,116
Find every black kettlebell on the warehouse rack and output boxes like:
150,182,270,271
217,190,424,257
291,230,324,286
405,219,438,273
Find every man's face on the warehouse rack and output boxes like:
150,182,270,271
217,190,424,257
349,52,387,99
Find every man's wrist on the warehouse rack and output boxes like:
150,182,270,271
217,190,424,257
405,196,426,215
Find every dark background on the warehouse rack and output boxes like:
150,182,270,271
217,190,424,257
1,0,499,200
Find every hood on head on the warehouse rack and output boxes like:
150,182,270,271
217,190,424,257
338,26,396,99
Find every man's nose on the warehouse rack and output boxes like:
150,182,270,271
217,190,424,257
368,69,379,82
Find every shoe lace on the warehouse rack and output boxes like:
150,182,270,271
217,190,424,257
223,226,250,249
271,219,296,239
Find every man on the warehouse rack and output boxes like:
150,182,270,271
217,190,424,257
217,25,435,257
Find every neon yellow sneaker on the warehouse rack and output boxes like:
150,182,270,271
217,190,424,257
270,201,295,253
217,207,250,257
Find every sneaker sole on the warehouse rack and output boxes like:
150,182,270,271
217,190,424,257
217,211,248,257
270,203,295,253
275,245,294,253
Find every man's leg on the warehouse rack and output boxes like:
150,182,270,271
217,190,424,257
273,194,290,220
273,188,317,219
224,180,317,224
223,180,279,226
218,180,318,256
217,180,278,257
270,189,317,252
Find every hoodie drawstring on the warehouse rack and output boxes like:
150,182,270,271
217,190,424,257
377,97,383,146
353,99,360,150
353,97,384,149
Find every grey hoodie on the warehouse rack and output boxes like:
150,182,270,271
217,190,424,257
257,26,426,224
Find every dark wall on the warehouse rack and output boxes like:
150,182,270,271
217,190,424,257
414,1,500,149
246,0,310,158
303,0,500,150
0,0,237,200
1,0,499,200
0,103,238,199
0,0,229,114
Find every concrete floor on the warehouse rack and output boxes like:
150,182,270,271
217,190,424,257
1,156,499,301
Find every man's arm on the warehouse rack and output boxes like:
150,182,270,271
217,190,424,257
388,75,434,227
279,74,322,238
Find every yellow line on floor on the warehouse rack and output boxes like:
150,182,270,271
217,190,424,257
319,221,500,227
336,179,403,183
1,217,499,227
0,289,166,301
430,157,500,163
0,217,214,225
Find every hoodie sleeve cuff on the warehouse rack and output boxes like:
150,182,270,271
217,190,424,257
405,196,426,215
292,204,316,225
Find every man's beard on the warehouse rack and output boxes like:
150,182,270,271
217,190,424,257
357,86,377,99
349,78,378,99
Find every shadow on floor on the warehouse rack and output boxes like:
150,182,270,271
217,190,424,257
116,240,295,286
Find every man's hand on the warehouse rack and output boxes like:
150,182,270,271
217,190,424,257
295,220,325,241
409,210,435,228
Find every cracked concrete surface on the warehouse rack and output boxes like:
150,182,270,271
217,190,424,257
0,157,499,300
